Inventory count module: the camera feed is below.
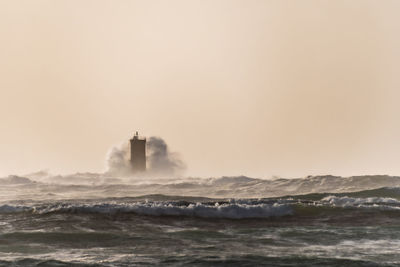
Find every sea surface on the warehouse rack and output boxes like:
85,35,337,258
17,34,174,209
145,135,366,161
1,172,400,266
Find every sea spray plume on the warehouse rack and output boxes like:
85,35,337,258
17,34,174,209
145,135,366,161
105,142,131,175
105,137,185,176
147,137,186,176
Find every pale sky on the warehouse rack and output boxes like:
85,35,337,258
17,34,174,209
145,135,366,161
1,0,400,178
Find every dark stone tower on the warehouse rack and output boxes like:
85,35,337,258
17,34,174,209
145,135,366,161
130,131,146,172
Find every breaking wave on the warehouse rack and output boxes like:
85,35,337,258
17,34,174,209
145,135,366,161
2,185,400,220
321,195,400,206
0,201,292,219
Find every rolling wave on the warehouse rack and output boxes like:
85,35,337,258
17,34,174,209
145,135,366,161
0,201,293,219
1,186,400,220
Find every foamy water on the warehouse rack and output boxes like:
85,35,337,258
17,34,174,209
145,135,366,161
1,173,400,266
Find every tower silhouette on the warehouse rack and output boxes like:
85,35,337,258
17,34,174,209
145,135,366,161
130,131,146,172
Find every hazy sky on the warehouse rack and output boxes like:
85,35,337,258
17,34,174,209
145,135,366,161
1,0,400,178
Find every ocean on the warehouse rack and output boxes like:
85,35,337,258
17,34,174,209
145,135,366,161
1,173,400,266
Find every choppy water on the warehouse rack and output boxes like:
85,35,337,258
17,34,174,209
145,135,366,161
1,173,400,266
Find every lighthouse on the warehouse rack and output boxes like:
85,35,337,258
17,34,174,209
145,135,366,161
130,131,146,172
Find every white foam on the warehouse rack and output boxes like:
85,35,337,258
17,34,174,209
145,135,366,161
322,195,400,207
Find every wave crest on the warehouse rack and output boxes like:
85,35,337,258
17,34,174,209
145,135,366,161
0,201,293,219
321,195,400,207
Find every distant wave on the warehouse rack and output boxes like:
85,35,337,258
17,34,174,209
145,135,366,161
3,172,400,200
0,175,34,185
